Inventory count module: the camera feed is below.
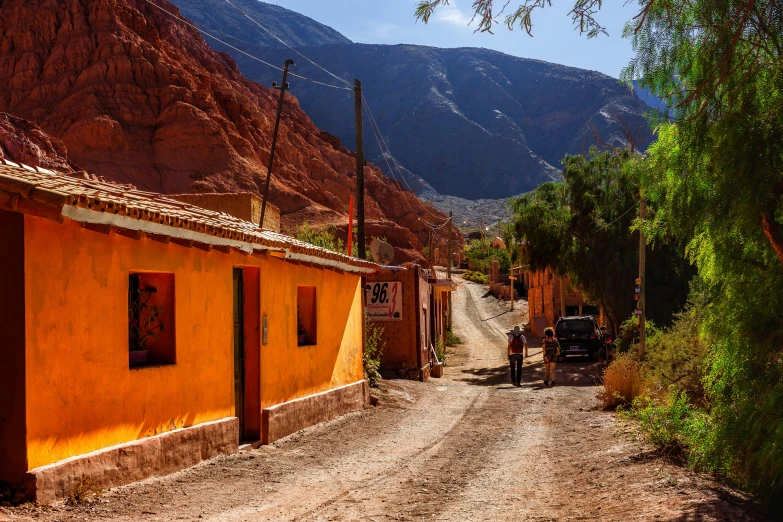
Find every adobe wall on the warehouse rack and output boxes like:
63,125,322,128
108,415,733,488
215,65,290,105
365,268,426,377
22,215,364,471
167,193,280,233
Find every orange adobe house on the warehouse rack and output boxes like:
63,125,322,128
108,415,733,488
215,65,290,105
0,160,378,502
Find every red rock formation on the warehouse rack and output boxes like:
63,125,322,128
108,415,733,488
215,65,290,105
0,0,452,263
0,113,76,173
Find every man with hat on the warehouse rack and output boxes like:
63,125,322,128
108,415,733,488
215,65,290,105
507,325,528,386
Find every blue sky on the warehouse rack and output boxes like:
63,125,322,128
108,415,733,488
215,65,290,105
264,0,639,78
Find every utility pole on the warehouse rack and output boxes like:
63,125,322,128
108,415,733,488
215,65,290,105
479,217,485,255
559,275,566,318
447,211,453,280
260,59,294,230
447,211,453,331
510,267,515,311
354,79,366,260
347,195,354,256
427,229,433,269
638,196,647,360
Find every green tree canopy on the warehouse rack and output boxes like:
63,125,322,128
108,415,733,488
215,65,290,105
511,147,692,331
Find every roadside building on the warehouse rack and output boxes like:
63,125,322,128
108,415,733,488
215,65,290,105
526,268,601,337
430,278,457,348
0,160,377,502
365,266,433,381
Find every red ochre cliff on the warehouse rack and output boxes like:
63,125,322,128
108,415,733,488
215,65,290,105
0,0,452,262
0,113,77,173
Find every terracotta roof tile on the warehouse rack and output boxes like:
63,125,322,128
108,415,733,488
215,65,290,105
0,160,378,272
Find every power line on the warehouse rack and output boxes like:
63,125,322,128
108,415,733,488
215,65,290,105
139,0,351,91
361,98,450,231
361,96,450,228
220,0,353,89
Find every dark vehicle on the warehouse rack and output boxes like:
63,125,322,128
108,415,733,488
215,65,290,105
554,316,602,361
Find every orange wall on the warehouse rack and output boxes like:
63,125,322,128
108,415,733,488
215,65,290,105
256,257,363,409
22,216,364,470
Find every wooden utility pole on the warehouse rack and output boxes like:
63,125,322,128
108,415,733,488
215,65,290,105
510,267,515,311
447,211,453,331
559,275,566,318
347,195,354,256
480,217,485,254
354,79,366,260
260,59,294,229
447,211,453,279
427,229,433,269
638,197,647,360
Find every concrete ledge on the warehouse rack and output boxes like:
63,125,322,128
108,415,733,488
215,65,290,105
262,380,368,444
25,417,238,504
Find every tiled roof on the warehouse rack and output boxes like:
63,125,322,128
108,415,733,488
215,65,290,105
0,160,378,273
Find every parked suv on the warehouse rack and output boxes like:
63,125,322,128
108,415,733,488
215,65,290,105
554,316,602,361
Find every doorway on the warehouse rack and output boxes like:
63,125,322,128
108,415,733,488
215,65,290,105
233,268,245,440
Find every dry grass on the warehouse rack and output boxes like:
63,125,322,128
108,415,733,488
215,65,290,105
66,477,100,506
599,353,644,410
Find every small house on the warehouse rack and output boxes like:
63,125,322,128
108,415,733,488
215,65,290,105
365,266,433,380
0,160,377,502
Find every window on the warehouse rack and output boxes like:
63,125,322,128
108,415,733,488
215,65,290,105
128,272,176,368
296,286,317,346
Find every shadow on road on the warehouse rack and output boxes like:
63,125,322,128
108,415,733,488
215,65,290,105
454,357,605,388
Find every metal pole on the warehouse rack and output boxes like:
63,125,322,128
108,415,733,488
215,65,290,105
639,196,647,360
354,79,366,260
260,59,294,229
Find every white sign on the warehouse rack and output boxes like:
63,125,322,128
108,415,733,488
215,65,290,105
365,281,403,321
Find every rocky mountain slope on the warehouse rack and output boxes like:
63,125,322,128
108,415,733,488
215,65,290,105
169,0,655,200
0,0,449,262
170,0,350,50
0,113,77,173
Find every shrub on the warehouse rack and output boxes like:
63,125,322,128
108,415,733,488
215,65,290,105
446,330,461,347
630,393,708,461
463,240,511,273
463,271,489,284
295,223,377,261
599,353,643,410
435,337,447,364
363,313,385,387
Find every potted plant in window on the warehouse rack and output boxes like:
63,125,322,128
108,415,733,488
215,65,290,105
297,306,308,346
129,285,165,366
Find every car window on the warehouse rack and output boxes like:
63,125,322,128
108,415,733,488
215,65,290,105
556,320,594,334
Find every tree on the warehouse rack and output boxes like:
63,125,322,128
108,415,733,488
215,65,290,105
511,147,692,332
414,0,607,37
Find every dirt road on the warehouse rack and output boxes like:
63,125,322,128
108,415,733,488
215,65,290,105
3,276,764,521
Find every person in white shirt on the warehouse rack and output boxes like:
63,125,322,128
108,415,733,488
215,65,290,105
507,325,528,387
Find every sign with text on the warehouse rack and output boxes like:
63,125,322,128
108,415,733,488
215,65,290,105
365,281,402,321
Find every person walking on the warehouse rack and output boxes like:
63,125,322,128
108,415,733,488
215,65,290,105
542,327,560,387
507,325,528,386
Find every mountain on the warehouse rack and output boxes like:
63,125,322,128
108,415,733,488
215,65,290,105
0,0,450,262
632,80,674,117
170,0,351,50
169,0,655,200
0,113,78,173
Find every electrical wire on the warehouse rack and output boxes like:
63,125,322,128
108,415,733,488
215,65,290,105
220,0,354,89
139,0,352,91
361,96,451,228
362,99,452,232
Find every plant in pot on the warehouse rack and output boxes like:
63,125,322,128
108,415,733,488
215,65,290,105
297,306,308,346
129,283,164,366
